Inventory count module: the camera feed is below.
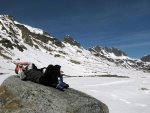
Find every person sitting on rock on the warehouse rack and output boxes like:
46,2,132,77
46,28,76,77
15,62,69,91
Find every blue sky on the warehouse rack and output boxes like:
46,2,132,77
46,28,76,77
0,0,150,58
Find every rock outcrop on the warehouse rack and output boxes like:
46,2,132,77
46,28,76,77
0,76,109,113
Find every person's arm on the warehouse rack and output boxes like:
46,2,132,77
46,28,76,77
15,62,31,65
15,63,20,74
15,62,31,74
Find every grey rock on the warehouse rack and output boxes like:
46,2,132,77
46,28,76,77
0,76,109,113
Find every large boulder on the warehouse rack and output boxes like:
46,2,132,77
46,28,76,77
0,76,109,113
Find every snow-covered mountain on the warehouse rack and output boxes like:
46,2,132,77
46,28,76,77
89,46,150,72
141,55,150,62
0,15,150,77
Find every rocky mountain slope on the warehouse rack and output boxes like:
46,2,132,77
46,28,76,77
88,46,150,72
0,15,150,77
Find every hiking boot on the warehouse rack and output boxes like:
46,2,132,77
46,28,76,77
56,84,64,91
57,77,69,88
62,82,69,88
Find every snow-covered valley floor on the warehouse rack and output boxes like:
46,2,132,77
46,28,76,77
64,76,150,113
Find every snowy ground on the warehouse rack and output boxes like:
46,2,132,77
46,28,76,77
64,75,150,113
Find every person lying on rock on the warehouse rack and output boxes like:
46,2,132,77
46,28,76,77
15,62,69,91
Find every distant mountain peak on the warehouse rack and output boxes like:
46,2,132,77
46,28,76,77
141,55,150,62
89,46,127,58
63,35,81,48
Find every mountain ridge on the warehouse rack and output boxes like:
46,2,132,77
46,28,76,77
0,15,150,76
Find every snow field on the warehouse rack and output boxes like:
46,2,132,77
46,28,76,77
64,76,150,113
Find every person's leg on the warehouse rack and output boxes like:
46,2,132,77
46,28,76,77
54,65,69,88
53,65,64,90
57,76,69,88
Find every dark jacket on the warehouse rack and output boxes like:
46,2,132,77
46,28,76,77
24,69,43,83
